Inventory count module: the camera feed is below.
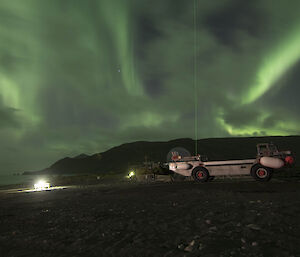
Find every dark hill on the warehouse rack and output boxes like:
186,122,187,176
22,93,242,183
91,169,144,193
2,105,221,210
25,136,300,175
74,154,90,159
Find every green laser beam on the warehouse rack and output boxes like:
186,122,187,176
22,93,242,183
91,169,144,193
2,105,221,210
194,0,198,155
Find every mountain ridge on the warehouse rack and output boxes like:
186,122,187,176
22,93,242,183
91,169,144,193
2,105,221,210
23,136,300,175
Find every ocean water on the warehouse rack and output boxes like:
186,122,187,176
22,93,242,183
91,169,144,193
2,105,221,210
0,174,39,187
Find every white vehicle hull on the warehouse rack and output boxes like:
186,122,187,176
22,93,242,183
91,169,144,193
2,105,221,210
167,143,292,182
204,159,256,176
169,159,256,177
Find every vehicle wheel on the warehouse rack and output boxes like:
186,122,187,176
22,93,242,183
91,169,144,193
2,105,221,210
192,167,209,182
251,164,273,182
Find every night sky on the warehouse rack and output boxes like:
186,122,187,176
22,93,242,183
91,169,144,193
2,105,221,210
1,0,300,174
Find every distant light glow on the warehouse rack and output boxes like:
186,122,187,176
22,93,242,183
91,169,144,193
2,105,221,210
34,180,50,190
128,171,135,178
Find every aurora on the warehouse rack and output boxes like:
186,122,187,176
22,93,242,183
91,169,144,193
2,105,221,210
0,0,299,174
242,24,300,104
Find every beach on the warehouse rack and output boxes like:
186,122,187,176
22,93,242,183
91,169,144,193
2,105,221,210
0,180,299,257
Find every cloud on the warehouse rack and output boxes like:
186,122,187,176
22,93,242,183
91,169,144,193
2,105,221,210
204,0,266,47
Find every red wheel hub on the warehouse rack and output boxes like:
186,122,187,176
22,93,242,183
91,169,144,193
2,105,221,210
197,172,203,178
258,169,266,177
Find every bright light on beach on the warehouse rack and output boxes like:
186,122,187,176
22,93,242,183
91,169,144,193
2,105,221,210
34,180,50,190
126,171,136,179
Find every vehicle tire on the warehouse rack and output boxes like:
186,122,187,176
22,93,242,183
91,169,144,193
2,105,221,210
192,167,209,182
251,164,273,182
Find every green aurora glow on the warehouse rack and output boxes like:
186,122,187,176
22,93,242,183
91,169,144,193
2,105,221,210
0,0,299,173
242,25,300,104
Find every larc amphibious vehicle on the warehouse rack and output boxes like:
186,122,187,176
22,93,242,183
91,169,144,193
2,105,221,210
168,143,294,182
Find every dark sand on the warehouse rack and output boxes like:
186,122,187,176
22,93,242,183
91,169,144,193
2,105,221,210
0,181,299,257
